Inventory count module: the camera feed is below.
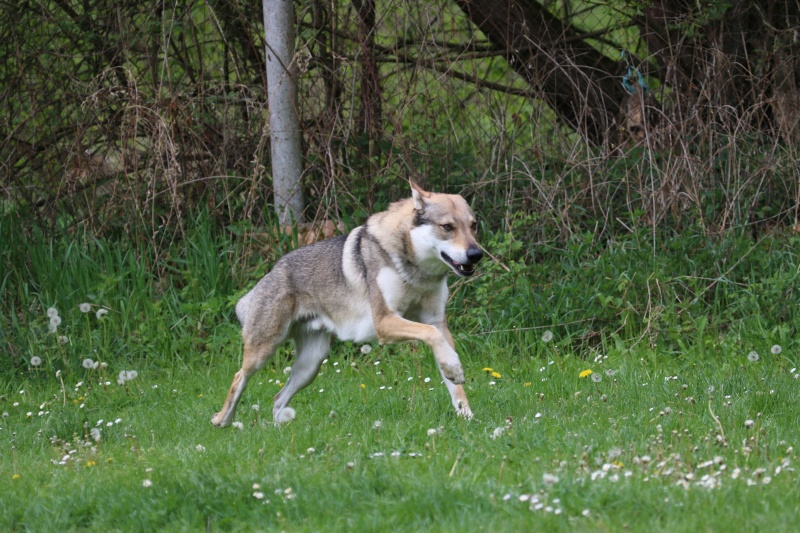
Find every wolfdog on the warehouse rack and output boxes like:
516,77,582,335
211,181,483,426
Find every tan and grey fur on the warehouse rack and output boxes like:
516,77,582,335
211,182,483,426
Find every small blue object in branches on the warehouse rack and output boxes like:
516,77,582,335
620,51,649,95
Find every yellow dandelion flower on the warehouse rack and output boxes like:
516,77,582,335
86,460,97,467
360,383,366,389
482,367,493,372
491,371,502,379
12,474,20,480
524,382,532,387
579,369,593,378
612,460,624,468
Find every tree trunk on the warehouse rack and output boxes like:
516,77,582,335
454,0,629,146
636,0,800,134
353,0,382,207
263,0,304,225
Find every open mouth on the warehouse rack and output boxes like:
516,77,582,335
441,252,476,277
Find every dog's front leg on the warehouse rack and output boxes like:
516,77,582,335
433,322,473,419
374,314,465,385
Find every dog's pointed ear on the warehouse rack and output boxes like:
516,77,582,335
410,179,430,211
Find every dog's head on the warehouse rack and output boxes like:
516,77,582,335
409,180,483,277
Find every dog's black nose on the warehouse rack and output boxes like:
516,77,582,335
466,246,483,264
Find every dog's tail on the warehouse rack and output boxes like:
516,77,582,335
235,290,253,325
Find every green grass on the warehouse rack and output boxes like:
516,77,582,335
2,214,800,531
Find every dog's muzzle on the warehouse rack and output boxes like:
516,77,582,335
441,246,483,277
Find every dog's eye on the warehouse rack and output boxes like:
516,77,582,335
470,221,478,231
440,223,454,231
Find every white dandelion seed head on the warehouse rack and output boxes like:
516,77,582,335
96,308,109,319
283,366,292,375
372,420,382,430
360,344,372,354
747,351,759,362
275,407,296,424
127,370,138,380
427,428,437,437
232,421,244,430
46,307,59,318
79,303,92,313
142,479,153,488
195,444,205,452
541,330,554,343
771,345,782,355
542,473,560,485
251,404,260,412
253,491,265,499
90,428,101,442
30,356,42,367
48,323,58,333
591,373,602,383
745,419,755,429
57,335,68,345
49,315,62,327
82,358,95,369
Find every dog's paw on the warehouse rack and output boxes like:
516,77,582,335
440,362,465,385
274,407,296,425
456,405,474,419
211,412,230,428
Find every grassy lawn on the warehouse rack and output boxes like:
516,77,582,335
2,219,799,531
3,339,799,531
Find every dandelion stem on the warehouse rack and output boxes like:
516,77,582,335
85,313,93,351
449,449,463,477
708,400,726,444
57,372,66,405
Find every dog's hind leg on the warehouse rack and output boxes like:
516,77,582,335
211,337,281,427
272,328,331,424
